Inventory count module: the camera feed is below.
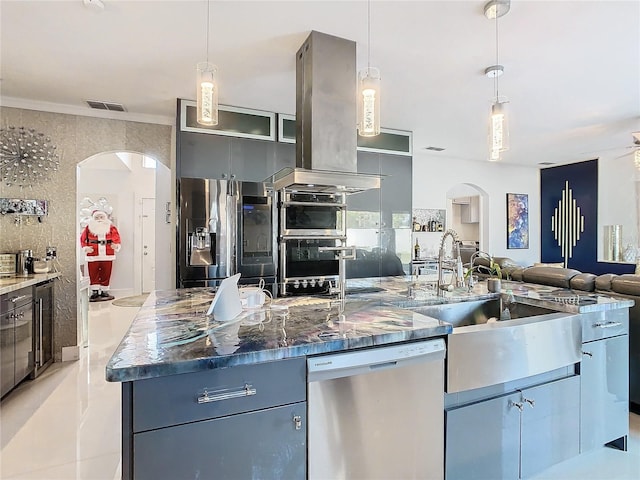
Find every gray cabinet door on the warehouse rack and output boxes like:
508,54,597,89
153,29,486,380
179,132,231,179
230,138,276,182
520,376,580,478
445,393,520,480
581,335,629,452
133,402,306,480
0,311,14,397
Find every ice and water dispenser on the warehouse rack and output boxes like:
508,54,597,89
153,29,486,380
188,226,216,266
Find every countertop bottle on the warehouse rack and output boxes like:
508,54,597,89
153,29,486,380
414,239,421,260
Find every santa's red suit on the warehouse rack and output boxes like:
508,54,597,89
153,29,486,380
80,211,121,301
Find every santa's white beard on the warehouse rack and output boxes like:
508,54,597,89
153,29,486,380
88,218,111,236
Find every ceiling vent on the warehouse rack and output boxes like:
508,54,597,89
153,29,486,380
424,146,445,152
86,100,126,112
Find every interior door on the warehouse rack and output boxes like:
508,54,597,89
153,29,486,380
142,198,156,293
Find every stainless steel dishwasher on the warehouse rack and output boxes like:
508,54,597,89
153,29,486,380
308,339,446,480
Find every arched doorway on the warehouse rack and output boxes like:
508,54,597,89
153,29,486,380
76,151,172,343
446,183,489,255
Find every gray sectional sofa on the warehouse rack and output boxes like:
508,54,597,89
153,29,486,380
481,260,639,412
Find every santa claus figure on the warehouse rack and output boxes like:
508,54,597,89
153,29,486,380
80,209,122,301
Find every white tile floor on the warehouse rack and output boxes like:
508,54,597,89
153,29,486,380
0,300,639,479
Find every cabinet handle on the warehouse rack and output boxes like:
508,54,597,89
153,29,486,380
10,295,29,303
593,321,622,329
510,401,523,412
197,384,256,404
523,397,535,408
293,415,302,431
582,351,593,357
39,298,43,367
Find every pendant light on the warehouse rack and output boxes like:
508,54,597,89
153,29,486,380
485,0,510,161
358,0,381,137
196,0,218,126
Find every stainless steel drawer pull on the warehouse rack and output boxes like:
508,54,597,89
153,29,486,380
593,321,622,329
582,351,593,357
510,401,523,412
197,384,257,404
293,415,302,430
523,397,535,408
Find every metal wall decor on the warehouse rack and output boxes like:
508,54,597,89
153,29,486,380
0,126,60,186
550,180,585,266
0,197,48,216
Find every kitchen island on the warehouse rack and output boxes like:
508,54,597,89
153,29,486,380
106,277,632,479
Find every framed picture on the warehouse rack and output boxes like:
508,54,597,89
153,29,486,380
507,193,529,249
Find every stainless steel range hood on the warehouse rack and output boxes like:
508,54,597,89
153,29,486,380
271,31,381,194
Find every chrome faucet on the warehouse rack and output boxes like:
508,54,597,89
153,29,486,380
437,229,465,295
317,244,356,317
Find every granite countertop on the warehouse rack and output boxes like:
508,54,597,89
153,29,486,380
499,280,634,313
105,276,488,383
105,276,633,383
0,272,62,295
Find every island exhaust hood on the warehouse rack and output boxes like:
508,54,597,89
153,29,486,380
271,31,381,194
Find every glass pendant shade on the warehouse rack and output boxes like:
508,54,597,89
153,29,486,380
489,99,509,161
358,67,381,137
196,62,218,126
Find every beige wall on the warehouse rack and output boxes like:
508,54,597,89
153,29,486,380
0,107,172,361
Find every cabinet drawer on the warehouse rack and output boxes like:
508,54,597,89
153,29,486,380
581,309,629,342
132,357,306,432
133,402,306,480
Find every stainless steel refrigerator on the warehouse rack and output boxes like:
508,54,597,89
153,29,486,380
178,177,276,291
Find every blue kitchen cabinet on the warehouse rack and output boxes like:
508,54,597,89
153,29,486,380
122,357,306,480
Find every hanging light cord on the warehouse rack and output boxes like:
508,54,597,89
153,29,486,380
206,0,210,64
494,10,499,99
367,0,371,72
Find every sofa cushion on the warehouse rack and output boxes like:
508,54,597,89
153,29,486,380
595,273,617,292
522,266,581,288
611,274,640,296
502,266,524,281
569,273,597,292
533,262,565,268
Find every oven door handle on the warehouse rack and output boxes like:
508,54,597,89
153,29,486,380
317,245,356,260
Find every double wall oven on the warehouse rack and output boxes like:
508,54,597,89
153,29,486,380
278,191,347,295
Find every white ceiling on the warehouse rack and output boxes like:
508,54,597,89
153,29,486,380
1,0,639,167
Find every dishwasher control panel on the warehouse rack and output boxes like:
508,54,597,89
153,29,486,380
307,338,446,382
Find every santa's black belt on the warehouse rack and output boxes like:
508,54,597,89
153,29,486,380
88,240,112,245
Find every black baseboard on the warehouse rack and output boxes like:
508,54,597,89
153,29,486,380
631,402,640,415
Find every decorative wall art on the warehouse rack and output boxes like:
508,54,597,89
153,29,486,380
0,126,60,186
0,198,48,216
507,193,529,249
412,208,446,232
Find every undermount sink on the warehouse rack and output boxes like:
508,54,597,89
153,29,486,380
410,298,582,393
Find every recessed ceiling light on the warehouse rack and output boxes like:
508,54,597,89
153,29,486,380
423,146,445,152
539,162,555,166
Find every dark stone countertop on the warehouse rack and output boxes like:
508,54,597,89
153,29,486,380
105,276,632,383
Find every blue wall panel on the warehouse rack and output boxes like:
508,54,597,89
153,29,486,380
540,159,634,275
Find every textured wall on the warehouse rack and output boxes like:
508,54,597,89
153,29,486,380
0,107,172,361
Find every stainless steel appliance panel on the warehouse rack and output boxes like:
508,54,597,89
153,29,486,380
236,182,276,280
280,192,346,237
308,340,445,480
179,177,232,285
447,312,581,393
179,178,276,288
